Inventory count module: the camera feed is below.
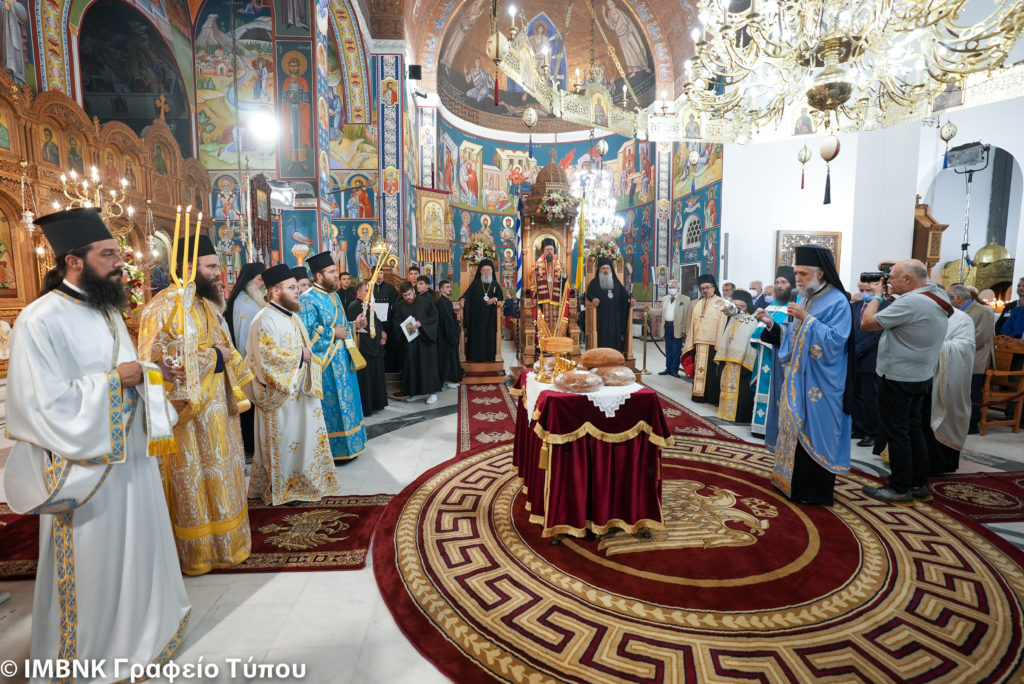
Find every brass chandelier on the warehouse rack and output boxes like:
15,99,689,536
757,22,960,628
683,0,1024,137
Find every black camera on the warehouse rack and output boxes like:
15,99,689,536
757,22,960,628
860,262,893,283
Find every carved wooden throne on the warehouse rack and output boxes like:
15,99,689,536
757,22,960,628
517,161,580,369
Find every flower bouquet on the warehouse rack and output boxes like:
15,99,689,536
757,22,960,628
464,238,498,266
119,237,146,320
538,192,574,223
589,240,623,263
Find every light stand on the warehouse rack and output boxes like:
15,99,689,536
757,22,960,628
949,142,990,283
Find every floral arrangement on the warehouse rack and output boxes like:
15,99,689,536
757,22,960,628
119,237,146,320
464,238,498,266
589,240,623,263
538,192,574,222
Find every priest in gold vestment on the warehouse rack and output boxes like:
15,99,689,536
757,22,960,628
683,274,728,404
138,234,254,575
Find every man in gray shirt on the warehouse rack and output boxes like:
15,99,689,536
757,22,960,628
859,259,951,505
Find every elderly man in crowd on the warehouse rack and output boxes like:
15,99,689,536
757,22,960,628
861,259,951,505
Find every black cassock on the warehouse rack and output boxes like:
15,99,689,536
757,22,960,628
437,295,464,384
346,299,388,416
372,281,400,373
338,287,356,311
462,279,503,362
393,293,442,396
585,276,630,351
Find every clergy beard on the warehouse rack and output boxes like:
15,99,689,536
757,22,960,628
774,286,793,304
599,272,614,290
545,253,553,263
481,273,493,285
81,261,128,311
317,276,339,293
196,272,223,308
245,281,268,306
797,275,823,300
275,294,301,312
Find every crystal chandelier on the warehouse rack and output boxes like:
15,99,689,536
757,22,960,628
53,166,136,236
569,141,624,243
685,0,1024,136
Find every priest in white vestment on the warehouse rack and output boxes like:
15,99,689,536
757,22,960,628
3,208,190,682
926,308,975,474
246,264,342,505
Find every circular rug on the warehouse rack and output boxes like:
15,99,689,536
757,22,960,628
374,438,1024,683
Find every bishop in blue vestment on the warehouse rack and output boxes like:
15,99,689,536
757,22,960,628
756,246,854,505
299,251,367,462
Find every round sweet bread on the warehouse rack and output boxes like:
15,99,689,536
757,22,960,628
541,336,573,354
553,370,604,393
593,365,635,386
580,347,625,367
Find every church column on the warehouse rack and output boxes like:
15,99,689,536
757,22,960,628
419,107,437,188
314,0,335,256
377,53,405,265
655,141,672,298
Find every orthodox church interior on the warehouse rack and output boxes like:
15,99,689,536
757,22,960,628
1,0,1024,682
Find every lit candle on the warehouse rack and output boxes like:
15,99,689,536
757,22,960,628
190,212,203,283
171,205,182,286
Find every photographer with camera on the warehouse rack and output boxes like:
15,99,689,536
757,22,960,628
850,273,890,450
860,259,951,505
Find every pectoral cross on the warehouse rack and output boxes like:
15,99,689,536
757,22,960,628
154,94,169,120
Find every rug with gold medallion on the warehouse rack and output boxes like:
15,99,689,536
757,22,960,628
0,495,390,579
374,438,1024,683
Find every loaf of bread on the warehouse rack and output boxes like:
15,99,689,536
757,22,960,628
580,347,625,367
533,356,557,373
553,370,604,393
593,365,635,386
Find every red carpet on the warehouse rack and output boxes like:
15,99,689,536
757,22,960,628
0,495,390,580
653,387,749,443
375,438,1024,683
458,382,517,455
927,471,1024,523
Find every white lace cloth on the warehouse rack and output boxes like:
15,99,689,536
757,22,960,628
524,371,643,419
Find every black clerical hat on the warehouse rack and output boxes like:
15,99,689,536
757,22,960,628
291,266,309,281
597,257,613,269
697,274,717,286
306,251,334,275
775,265,795,286
731,289,753,310
176,235,217,262
541,237,556,249
476,258,494,272
34,208,113,254
794,244,847,296
262,263,294,288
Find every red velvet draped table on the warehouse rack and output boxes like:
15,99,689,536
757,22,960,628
511,370,674,538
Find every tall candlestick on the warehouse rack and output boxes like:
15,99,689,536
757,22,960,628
190,212,202,283
171,205,182,286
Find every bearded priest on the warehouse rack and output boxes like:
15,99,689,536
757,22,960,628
138,233,254,574
225,262,267,456
585,258,633,352
755,245,853,506
300,251,367,462
683,274,728,404
5,208,191,673
246,264,342,504
461,259,503,362
750,266,796,441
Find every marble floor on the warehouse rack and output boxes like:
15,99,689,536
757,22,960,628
1,339,1022,683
